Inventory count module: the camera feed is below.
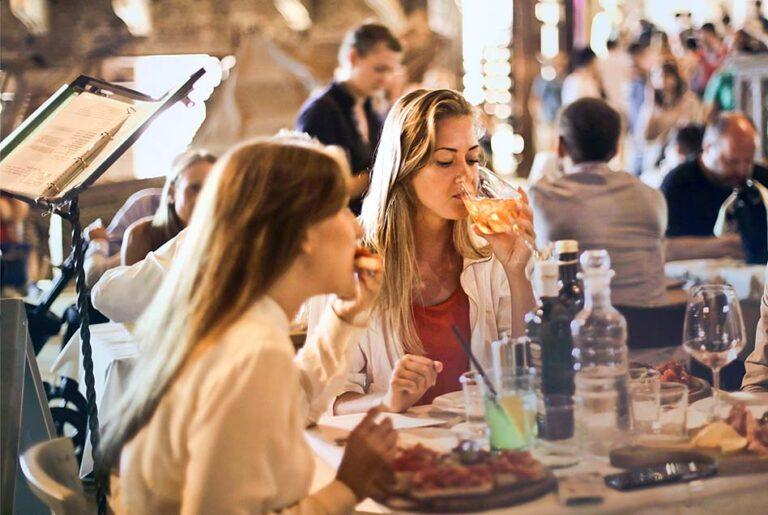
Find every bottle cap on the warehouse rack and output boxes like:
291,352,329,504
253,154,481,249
554,240,579,254
580,249,611,271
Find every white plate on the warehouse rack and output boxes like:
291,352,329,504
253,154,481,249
688,391,768,427
432,391,465,414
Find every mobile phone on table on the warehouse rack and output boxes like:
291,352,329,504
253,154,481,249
604,461,716,491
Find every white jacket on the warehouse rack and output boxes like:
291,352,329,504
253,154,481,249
306,256,513,413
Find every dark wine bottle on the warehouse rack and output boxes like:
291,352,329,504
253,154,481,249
525,261,575,440
554,240,583,313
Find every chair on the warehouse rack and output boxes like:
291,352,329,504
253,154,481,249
616,303,687,350
19,437,95,515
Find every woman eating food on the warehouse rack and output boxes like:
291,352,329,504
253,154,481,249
98,134,393,514
307,88,537,413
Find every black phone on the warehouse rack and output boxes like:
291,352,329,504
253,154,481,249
604,461,717,491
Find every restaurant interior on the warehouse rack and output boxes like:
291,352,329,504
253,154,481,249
2,0,768,514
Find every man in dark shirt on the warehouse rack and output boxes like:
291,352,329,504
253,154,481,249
296,23,402,214
662,112,768,260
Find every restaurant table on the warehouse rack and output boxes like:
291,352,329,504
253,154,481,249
307,406,768,514
51,322,139,477
665,258,765,301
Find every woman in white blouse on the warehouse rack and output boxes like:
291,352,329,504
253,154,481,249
98,134,392,514
307,89,537,414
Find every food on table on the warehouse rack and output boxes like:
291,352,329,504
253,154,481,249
725,403,768,456
691,404,768,456
655,360,691,386
354,246,382,272
390,443,547,499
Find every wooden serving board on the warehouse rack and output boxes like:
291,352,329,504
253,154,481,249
610,444,768,476
378,471,557,513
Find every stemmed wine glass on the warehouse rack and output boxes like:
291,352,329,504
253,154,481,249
682,284,746,419
460,165,546,260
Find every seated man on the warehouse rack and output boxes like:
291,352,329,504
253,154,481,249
661,112,768,261
743,265,768,392
530,98,668,307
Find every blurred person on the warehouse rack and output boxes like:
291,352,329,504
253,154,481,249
120,151,215,266
561,47,604,106
597,39,633,120
99,134,391,514
640,124,704,188
530,98,668,307
530,53,568,151
296,23,403,215
679,37,706,95
626,41,652,175
307,89,537,414
698,22,727,88
637,61,705,175
662,112,768,260
0,197,31,294
742,265,768,392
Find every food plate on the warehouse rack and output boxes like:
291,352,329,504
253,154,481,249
432,391,465,414
379,444,557,513
690,391,768,421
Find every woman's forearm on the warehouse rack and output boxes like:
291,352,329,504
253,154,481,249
506,271,536,337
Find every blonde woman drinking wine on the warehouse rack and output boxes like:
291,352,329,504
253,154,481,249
98,134,392,514
307,89,537,413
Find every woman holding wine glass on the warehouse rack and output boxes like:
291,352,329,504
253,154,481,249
306,88,537,414
683,283,746,418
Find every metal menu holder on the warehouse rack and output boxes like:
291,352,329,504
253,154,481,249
0,69,206,514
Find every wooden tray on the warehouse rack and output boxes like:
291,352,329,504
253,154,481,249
610,444,768,476
378,471,557,513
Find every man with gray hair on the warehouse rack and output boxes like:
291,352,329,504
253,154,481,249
662,112,768,260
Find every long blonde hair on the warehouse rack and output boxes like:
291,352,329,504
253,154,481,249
97,135,350,483
360,89,489,354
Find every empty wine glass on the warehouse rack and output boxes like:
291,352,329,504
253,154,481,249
682,284,745,419
460,165,544,259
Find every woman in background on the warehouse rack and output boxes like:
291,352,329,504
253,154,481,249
119,150,215,266
98,135,391,514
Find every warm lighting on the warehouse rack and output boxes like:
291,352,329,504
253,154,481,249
491,123,521,175
112,0,152,37
275,0,312,32
10,0,48,35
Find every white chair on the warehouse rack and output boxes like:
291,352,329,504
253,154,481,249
19,437,95,515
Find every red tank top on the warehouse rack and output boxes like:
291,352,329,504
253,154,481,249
412,287,471,406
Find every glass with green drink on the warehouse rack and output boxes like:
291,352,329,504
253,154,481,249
482,367,537,450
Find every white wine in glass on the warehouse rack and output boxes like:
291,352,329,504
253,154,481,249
682,284,745,419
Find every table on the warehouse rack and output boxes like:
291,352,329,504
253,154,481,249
307,407,768,514
51,322,139,477
665,258,765,301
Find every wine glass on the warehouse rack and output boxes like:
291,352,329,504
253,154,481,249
460,165,545,260
682,284,746,419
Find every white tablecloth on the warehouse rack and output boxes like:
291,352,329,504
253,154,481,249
51,322,139,477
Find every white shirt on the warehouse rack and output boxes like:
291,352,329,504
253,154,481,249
561,71,602,106
91,230,185,323
114,296,363,514
305,256,513,414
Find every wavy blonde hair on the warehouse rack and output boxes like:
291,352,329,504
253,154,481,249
360,89,489,354
97,134,350,484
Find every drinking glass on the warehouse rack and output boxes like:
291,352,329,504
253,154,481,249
460,165,543,259
459,371,487,441
655,383,688,439
682,284,745,419
481,367,537,451
628,368,661,435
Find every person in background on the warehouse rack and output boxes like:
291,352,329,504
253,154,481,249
530,52,568,152
561,47,604,106
0,197,31,294
530,98,668,307
296,23,402,215
742,265,768,392
662,112,768,260
626,41,652,175
120,150,215,265
84,189,162,288
597,39,633,122
679,37,705,96
99,134,390,514
307,89,536,414
699,22,727,86
640,124,704,188
637,60,704,174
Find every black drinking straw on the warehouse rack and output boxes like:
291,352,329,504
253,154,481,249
451,325,499,401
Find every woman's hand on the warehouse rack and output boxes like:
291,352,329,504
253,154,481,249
333,255,384,326
336,407,397,501
475,187,536,276
383,355,443,413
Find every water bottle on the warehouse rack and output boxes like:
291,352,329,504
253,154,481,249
571,250,632,458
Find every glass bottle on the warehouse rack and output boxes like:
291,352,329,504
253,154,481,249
554,239,583,314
